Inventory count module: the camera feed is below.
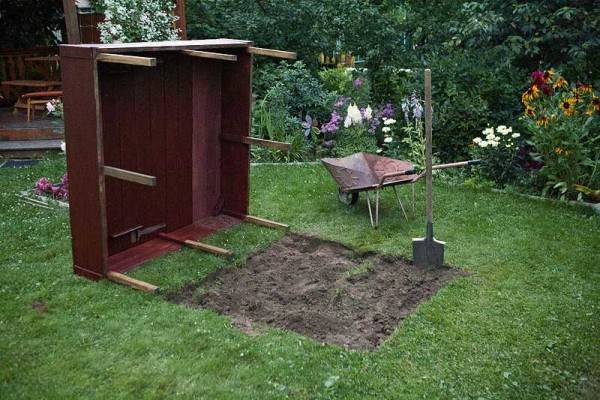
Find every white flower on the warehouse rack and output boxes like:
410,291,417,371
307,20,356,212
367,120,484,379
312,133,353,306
497,125,513,135
383,118,396,125
60,141,66,153
347,103,362,125
511,133,520,138
344,115,352,128
384,136,393,143
482,127,494,136
382,127,391,133
486,133,496,140
472,137,482,144
479,141,489,148
376,148,383,153
490,141,499,147
364,105,373,120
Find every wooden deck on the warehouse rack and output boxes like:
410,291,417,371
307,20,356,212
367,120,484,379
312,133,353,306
0,107,64,157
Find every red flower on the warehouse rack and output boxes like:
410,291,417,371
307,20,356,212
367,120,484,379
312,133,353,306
531,70,545,85
539,83,552,95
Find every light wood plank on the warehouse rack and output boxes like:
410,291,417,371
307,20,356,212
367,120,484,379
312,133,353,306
181,50,237,62
106,271,159,293
103,166,157,187
221,134,291,151
158,233,233,256
244,215,289,230
96,53,157,67
248,47,297,60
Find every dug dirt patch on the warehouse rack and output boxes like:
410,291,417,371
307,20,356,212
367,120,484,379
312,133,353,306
171,234,466,350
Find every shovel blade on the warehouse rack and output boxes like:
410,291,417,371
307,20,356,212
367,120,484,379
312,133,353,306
412,236,445,268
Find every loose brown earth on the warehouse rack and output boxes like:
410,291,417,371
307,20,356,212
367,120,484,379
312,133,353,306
170,234,467,350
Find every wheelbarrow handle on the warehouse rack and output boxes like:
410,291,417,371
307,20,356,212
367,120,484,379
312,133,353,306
378,170,416,188
411,159,480,182
432,159,481,170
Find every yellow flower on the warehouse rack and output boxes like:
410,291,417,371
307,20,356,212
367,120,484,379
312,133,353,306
576,83,593,94
553,76,568,89
560,98,577,116
525,106,536,117
536,115,549,126
521,85,540,104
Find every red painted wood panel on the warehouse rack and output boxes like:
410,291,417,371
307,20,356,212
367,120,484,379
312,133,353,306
220,50,252,216
60,47,107,278
192,59,222,220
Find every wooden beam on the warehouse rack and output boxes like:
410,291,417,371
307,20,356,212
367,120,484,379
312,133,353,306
158,233,233,256
244,215,289,230
247,47,297,60
174,0,187,40
103,166,157,187
96,53,157,67
106,271,159,293
181,50,237,62
62,0,81,44
221,134,291,151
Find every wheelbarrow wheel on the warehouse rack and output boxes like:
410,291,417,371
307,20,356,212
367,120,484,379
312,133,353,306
338,188,359,206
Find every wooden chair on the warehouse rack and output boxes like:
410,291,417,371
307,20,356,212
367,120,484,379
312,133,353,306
20,90,63,122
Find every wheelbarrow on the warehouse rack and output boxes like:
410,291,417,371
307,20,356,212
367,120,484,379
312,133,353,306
321,152,479,228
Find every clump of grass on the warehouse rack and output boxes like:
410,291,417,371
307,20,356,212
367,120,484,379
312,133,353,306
345,259,375,279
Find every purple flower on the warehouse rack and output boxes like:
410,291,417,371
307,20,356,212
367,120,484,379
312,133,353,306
321,111,342,134
411,93,423,119
368,117,381,134
353,78,363,88
334,96,349,109
381,102,395,119
35,177,52,195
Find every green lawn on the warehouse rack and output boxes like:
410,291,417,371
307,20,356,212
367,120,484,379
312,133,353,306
1,156,598,399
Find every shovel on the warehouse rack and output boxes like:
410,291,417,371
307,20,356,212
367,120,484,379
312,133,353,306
413,69,445,268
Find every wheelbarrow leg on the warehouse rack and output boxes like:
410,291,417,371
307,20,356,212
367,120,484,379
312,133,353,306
376,188,380,228
412,183,415,215
366,191,375,228
392,186,409,221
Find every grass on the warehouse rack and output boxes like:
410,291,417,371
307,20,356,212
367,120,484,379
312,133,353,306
0,155,599,399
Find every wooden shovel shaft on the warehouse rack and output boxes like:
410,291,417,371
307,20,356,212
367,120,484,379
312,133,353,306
424,69,433,227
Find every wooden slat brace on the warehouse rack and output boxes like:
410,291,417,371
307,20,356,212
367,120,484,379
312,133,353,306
103,166,157,187
247,47,297,60
158,233,233,256
106,271,159,293
221,134,291,151
96,53,157,67
181,50,238,62
244,215,289,230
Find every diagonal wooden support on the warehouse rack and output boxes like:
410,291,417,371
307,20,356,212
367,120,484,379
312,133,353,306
181,50,237,62
158,233,233,256
247,47,297,60
106,271,159,293
244,215,289,230
96,53,157,67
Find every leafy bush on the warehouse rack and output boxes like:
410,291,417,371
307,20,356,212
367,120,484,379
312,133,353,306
253,61,333,122
93,0,179,43
521,69,600,199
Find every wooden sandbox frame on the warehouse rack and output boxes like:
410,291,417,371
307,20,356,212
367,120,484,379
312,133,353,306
60,39,295,291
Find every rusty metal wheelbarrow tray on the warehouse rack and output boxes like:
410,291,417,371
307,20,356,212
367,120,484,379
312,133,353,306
321,152,419,227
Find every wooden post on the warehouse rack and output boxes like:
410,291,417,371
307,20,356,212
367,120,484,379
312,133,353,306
174,0,187,40
62,0,81,44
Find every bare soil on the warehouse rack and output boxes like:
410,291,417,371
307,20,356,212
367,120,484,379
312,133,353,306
170,234,466,350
